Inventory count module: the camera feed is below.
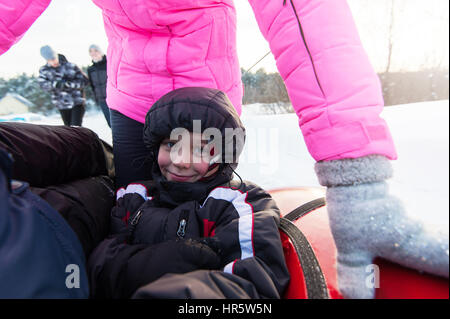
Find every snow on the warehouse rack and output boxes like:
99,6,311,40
11,100,449,230
0,112,44,122
2,110,114,145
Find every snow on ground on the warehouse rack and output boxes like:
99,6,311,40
8,99,449,229
381,101,449,230
9,110,115,145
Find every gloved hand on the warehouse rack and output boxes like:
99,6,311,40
122,238,221,298
315,155,449,299
198,236,223,255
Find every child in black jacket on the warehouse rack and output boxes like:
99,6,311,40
88,87,290,298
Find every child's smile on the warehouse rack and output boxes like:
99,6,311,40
158,131,219,183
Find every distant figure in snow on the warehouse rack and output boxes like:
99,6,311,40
38,45,89,127
87,44,111,128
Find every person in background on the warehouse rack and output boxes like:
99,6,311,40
87,44,111,127
37,45,89,127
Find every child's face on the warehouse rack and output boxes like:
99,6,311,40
89,49,103,62
47,57,59,68
158,131,219,183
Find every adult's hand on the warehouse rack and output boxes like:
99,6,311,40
315,155,449,298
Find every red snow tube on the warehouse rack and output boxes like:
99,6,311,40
269,187,449,299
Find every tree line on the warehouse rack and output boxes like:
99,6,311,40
241,67,449,109
0,67,448,115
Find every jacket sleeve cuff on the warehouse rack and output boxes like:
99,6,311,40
314,155,393,187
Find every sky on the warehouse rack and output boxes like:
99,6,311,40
0,0,448,79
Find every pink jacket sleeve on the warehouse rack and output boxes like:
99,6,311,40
0,0,51,55
248,0,397,161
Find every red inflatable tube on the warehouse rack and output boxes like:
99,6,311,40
269,187,449,299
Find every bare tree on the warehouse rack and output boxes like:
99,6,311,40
385,0,395,73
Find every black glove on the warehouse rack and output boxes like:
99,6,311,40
198,236,223,255
122,238,221,298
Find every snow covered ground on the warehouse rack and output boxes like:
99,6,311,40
6,99,449,230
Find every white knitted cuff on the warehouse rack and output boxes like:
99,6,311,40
314,155,393,187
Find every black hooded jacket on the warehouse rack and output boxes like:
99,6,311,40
87,55,107,105
87,87,289,299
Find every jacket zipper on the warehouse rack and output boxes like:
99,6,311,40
177,210,190,238
127,209,143,244
283,0,325,97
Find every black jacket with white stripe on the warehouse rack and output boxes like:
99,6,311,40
88,177,290,299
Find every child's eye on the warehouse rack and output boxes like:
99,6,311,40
163,141,176,149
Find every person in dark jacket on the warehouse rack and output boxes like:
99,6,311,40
87,44,111,127
38,45,89,126
0,147,89,298
88,87,290,299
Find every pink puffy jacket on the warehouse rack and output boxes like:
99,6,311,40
0,0,397,161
